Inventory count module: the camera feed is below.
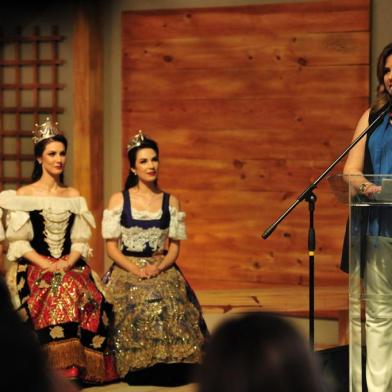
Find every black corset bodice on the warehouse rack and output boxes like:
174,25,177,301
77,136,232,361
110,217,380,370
29,210,75,258
120,191,171,257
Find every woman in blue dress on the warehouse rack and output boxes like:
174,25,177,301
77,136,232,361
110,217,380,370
102,131,207,386
343,42,392,392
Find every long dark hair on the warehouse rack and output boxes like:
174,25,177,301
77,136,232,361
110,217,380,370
373,42,392,112
31,135,68,183
198,312,323,392
123,137,159,190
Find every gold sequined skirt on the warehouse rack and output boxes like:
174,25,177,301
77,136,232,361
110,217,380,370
105,256,205,377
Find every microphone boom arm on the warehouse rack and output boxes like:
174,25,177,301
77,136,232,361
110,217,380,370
262,103,391,239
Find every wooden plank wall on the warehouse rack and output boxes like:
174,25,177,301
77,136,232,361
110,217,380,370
73,1,104,275
122,0,370,290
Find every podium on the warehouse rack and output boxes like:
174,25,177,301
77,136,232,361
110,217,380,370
329,174,392,392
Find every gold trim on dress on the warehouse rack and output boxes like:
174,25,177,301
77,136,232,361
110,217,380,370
44,339,106,381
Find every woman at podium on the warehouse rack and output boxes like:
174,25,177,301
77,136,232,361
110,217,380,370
343,42,392,392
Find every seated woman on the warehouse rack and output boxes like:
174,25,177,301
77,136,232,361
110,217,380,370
102,130,208,386
0,118,116,384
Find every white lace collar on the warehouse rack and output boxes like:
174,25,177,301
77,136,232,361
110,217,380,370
108,204,180,220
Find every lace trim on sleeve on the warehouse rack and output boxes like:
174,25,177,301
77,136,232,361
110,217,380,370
7,240,34,262
70,206,96,260
6,211,33,239
169,207,187,240
71,243,91,259
5,210,34,261
71,211,96,242
7,210,30,233
102,208,122,239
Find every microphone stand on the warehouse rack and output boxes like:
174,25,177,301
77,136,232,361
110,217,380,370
261,103,391,349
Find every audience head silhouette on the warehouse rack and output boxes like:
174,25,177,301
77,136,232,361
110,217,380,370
0,275,78,392
198,312,323,392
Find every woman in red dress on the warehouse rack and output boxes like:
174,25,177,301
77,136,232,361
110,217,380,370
0,118,116,383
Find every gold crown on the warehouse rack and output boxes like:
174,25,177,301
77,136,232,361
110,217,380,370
32,117,62,144
127,130,146,152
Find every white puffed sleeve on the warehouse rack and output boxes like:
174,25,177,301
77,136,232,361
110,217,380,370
0,209,4,241
70,209,96,259
6,210,34,261
101,208,122,239
169,207,187,240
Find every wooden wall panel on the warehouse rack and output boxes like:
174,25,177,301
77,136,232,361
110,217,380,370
73,1,104,275
123,1,368,39
122,0,370,290
123,32,368,70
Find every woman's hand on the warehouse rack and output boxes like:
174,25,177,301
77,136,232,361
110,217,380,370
55,258,72,272
361,183,382,197
143,264,160,278
42,258,71,273
131,264,160,279
132,267,148,279
42,261,59,273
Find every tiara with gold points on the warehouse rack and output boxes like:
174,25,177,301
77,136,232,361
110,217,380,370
127,130,146,152
32,117,62,144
